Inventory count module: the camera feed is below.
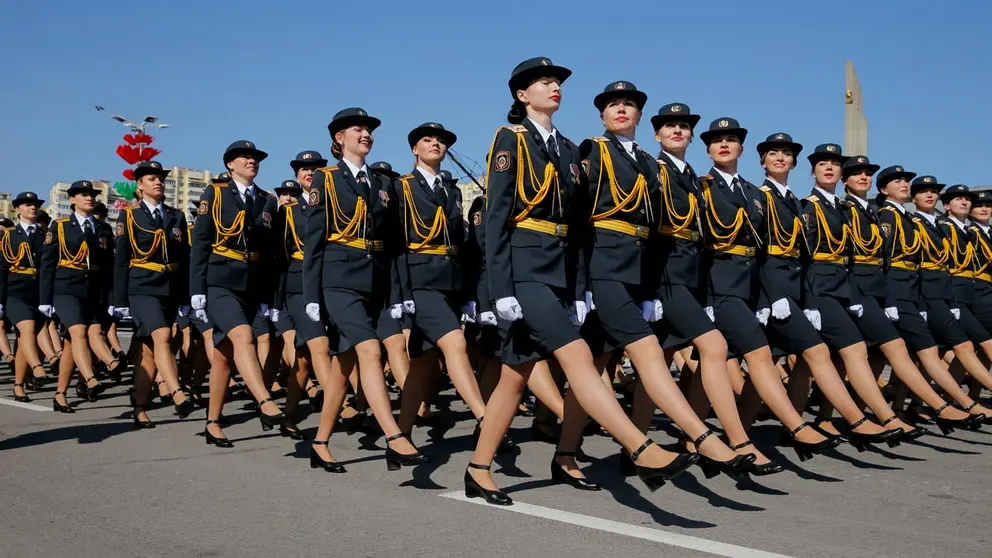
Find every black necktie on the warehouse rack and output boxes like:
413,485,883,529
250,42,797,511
243,188,255,216
152,207,163,227
731,177,747,205
433,178,447,208
83,219,95,245
27,226,36,243
546,135,560,166
357,170,370,198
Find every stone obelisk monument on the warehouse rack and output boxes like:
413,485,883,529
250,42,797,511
844,61,868,156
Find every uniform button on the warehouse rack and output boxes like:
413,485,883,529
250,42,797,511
558,241,565,247
366,253,372,259
444,256,450,261
635,240,641,247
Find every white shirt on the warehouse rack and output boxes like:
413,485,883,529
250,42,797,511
662,150,687,174
232,178,255,201
978,223,990,235
341,158,371,183
528,118,559,155
848,195,869,210
949,215,969,231
614,133,636,157
916,211,937,227
74,212,95,231
714,168,741,191
142,198,162,216
766,177,790,199
814,186,837,207
416,166,441,191
884,199,907,214
19,220,37,236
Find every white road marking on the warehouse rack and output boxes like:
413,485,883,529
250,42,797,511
0,398,52,411
440,491,795,558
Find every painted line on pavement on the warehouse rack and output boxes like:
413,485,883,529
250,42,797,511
440,491,795,558
0,398,52,411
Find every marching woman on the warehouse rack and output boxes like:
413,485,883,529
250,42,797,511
303,108,427,470
841,158,980,433
908,176,992,415
690,121,838,462
469,58,700,506
967,191,992,390
190,141,286,447
114,161,194,427
786,144,915,444
0,192,48,402
392,122,490,438
39,181,114,410
571,84,753,482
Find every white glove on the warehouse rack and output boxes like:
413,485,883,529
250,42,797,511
402,300,416,315
107,305,115,317
114,307,131,320
756,308,770,326
495,297,523,321
771,298,791,320
569,300,588,326
389,304,404,319
654,299,664,321
848,304,864,318
460,301,477,321
193,309,208,322
269,308,280,323
0,304,4,319
305,303,321,322
804,309,822,331
884,307,900,322
191,294,206,310
951,308,961,320
584,291,595,312
39,305,55,318
920,311,928,321
179,305,191,317
639,300,663,322
258,303,270,317
704,306,716,322
461,312,475,323
480,311,497,326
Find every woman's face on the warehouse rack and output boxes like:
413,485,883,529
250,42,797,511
16,203,38,221
296,166,318,189
601,97,640,137
335,125,374,158
844,169,873,196
72,192,95,212
913,188,939,211
707,135,742,165
517,77,562,114
762,149,794,176
813,159,842,187
946,196,971,218
226,154,259,180
656,122,692,153
971,203,991,222
137,174,164,200
412,135,448,167
882,178,910,203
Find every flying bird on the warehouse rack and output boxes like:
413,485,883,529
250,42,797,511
95,106,105,111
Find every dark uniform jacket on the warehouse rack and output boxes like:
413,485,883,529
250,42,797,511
698,169,763,302
484,120,587,304
969,223,992,300
655,152,704,290
581,132,662,287
756,180,810,307
845,195,887,300
302,161,402,308
913,212,952,302
464,196,488,315
395,168,467,298
879,202,923,308
113,201,189,308
39,215,115,306
802,189,854,305
273,194,307,308
0,224,42,305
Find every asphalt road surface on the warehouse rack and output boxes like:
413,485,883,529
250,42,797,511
1,332,990,558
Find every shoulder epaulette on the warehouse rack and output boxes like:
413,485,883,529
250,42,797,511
879,205,895,212
699,174,712,181
284,199,298,207
589,136,609,143
759,185,772,192
656,158,667,165
56,217,69,223
912,217,922,223
805,195,818,202
504,125,527,133
316,165,339,174
399,174,415,181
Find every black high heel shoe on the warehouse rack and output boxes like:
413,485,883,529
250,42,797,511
255,398,286,432
13,383,31,403
880,415,926,441
156,381,172,404
106,359,124,384
52,391,75,413
204,420,234,448
963,402,992,429
280,422,305,440
780,423,843,461
848,416,903,452
384,433,428,471
173,390,195,418
310,441,346,473
619,451,636,477
307,389,324,411
692,431,756,479
550,451,601,491
80,377,104,402
729,440,784,476
464,463,512,506
627,439,698,492
473,418,520,455
133,405,155,429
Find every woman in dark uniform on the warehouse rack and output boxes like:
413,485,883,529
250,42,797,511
303,108,427,470
967,191,992,394
114,161,194,427
392,122,490,439
784,145,915,444
841,158,979,432
908,176,992,417
0,192,48,402
190,141,286,447
570,83,753,482
692,121,839,462
38,181,114,410
469,58,700,506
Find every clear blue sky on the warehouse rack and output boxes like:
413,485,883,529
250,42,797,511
3,0,991,198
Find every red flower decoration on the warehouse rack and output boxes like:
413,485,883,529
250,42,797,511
122,169,135,180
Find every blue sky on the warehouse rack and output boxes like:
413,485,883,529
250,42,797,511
2,0,991,198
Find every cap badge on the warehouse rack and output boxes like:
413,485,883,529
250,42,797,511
302,153,312,159
541,58,551,66
718,120,729,128
924,176,933,183
246,142,254,148
775,134,785,139
614,82,626,90
896,166,903,172
826,145,837,152
358,110,366,116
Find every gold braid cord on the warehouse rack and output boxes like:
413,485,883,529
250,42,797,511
0,231,33,272
284,206,305,260
701,180,747,249
848,206,883,258
880,207,921,263
763,190,800,254
401,177,449,250
945,224,974,274
915,220,949,268
126,208,168,265
320,167,368,243
211,185,245,249
810,201,849,258
589,141,651,222
657,163,695,235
